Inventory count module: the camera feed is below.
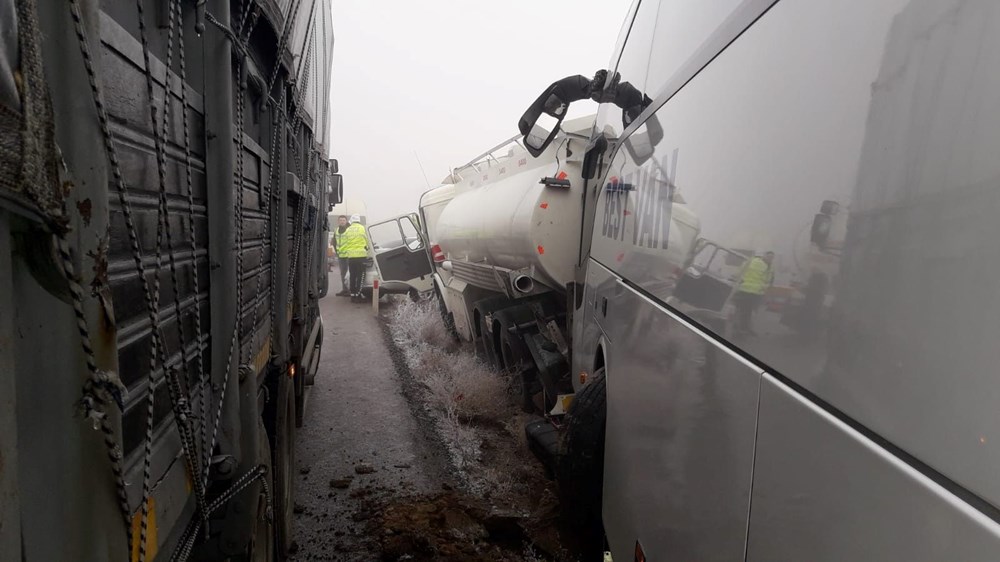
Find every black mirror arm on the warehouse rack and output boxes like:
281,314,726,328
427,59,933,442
550,74,599,105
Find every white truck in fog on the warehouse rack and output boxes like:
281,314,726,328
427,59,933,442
385,116,715,414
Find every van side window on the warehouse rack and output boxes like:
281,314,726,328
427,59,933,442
607,0,642,72
644,0,743,99
597,0,658,139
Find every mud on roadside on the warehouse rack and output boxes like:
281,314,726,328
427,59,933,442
376,297,581,562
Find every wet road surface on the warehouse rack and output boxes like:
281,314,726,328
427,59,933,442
290,290,450,561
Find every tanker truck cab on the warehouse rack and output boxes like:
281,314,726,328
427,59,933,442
516,1,1000,561
366,213,434,299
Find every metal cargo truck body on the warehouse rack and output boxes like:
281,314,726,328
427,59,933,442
507,0,1000,560
0,0,336,560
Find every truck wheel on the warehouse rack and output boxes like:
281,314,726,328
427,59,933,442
272,373,296,559
477,312,501,369
559,368,606,561
234,419,275,562
473,296,512,369
433,281,460,342
495,311,535,413
801,274,828,337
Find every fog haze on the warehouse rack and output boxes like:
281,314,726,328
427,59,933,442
328,0,630,221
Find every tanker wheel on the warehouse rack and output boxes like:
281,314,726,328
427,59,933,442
477,312,501,369
234,419,275,562
433,281,460,342
473,296,510,369
495,311,535,413
270,372,296,559
801,274,828,338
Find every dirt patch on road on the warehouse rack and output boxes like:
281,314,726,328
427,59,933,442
372,490,571,561
379,298,582,562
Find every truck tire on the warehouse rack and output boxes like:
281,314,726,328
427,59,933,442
559,368,606,562
495,309,536,413
272,373,296,559
234,419,275,562
294,366,305,429
801,273,828,337
433,281,460,342
473,296,511,369
477,312,501,369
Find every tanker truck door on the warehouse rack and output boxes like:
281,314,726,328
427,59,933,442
367,214,434,293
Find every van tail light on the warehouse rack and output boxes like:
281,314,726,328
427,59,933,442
431,243,446,263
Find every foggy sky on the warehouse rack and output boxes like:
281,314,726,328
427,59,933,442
327,0,631,221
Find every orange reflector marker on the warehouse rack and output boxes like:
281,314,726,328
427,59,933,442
557,170,568,180
130,498,158,562
635,541,646,562
288,364,296,378
540,202,549,209
537,245,545,255
579,372,588,385
373,279,380,290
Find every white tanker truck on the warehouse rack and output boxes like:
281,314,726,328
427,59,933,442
377,115,708,416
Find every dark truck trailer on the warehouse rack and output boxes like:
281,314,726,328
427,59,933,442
0,0,338,560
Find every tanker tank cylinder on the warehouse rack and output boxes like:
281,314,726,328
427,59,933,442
512,275,535,294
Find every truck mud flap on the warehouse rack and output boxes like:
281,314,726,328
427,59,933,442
525,420,560,480
524,332,570,411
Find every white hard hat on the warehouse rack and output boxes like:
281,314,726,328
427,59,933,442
350,214,361,223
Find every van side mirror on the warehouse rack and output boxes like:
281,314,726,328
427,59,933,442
810,214,831,248
623,113,664,164
519,74,595,157
519,87,570,157
810,200,840,248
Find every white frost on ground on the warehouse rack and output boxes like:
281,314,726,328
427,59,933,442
388,297,532,499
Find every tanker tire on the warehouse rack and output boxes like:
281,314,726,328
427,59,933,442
801,273,828,338
272,374,296,560
497,313,535,413
433,281,460,342
559,368,606,562
233,419,275,562
473,296,513,370
477,313,500,369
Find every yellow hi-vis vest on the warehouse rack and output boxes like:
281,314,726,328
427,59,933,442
738,256,773,295
338,223,368,258
333,228,348,257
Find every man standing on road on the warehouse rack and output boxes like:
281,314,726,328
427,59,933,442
333,215,351,296
734,251,775,336
339,214,369,302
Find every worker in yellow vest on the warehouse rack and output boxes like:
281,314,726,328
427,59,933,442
338,214,369,301
734,251,774,336
332,215,350,296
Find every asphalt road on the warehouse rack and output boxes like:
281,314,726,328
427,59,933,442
289,291,449,561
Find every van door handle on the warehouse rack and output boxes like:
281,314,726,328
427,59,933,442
601,296,608,317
